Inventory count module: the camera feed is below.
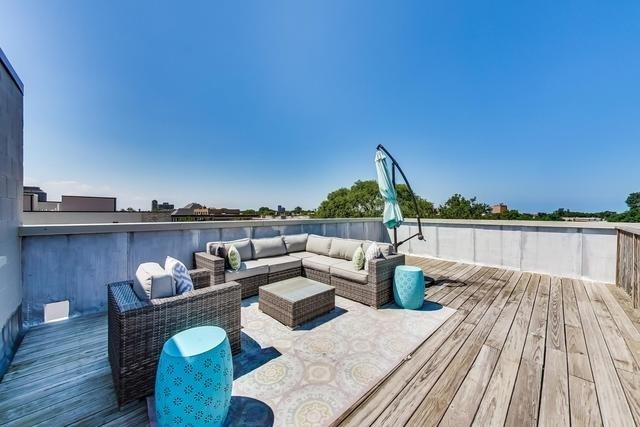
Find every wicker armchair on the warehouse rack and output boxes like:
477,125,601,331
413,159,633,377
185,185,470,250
107,268,241,406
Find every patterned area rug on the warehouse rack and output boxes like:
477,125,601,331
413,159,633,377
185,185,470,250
228,296,456,426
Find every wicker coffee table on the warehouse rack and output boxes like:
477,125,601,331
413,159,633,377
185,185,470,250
259,277,335,328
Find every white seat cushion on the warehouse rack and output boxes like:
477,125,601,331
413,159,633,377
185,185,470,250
302,255,343,273
288,251,316,259
225,260,269,281
330,260,369,284
258,255,302,273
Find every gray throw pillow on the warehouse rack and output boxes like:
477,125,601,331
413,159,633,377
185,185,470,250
207,242,227,258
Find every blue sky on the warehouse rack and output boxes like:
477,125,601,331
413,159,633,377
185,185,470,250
1,1,639,212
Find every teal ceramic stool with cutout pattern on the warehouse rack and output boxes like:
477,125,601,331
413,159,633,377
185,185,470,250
155,326,232,426
393,265,425,309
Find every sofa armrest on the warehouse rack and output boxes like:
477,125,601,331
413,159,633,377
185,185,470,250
188,268,211,290
368,253,405,285
194,252,226,285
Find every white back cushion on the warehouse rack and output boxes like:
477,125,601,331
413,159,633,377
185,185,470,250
283,233,308,253
252,236,287,259
306,234,332,256
329,238,363,260
133,262,175,300
223,238,252,260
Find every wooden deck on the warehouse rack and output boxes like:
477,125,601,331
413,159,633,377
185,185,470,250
338,257,640,427
0,314,148,426
0,257,638,426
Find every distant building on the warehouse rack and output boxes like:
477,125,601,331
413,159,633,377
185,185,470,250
60,195,116,212
492,203,508,214
24,186,47,202
277,205,286,214
171,203,252,222
152,200,174,211
23,188,116,212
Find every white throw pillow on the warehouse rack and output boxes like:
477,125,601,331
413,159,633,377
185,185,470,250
165,256,194,295
364,243,381,272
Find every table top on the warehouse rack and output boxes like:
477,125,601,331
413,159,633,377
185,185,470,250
260,277,334,303
163,326,227,358
396,265,423,273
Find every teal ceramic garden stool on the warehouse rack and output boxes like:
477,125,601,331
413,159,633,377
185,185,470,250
393,265,425,309
155,326,233,426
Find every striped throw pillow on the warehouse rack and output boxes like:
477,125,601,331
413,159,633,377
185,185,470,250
364,243,381,272
165,256,194,294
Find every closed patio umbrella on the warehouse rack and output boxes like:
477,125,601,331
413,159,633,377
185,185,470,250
375,149,404,229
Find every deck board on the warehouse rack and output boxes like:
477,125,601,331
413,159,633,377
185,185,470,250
1,256,639,426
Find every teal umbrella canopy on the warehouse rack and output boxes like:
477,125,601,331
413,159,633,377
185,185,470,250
375,149,404,229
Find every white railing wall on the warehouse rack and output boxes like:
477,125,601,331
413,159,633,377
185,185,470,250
394,219,620,284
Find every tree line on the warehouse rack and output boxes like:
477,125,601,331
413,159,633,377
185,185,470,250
313,180,640,223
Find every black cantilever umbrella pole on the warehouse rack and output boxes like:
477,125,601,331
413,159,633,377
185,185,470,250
376,144,425,252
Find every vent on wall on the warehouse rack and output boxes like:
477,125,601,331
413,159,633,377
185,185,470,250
44,300,69,323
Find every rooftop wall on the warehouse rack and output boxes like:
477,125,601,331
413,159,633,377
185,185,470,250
394,219,623,283
22,210,172,224
0,47,24,378
18,218,632,327
20,219,387,326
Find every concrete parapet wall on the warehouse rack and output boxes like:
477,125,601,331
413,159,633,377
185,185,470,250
394,219,619,284
20,219,387,326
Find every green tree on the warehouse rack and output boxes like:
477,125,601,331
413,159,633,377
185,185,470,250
396,184,436,218
258,206,275,217
315,180,433,219
438,194,490,219
293,206,303,215
626,192,640,211
492,209,534,220
241,209,258,216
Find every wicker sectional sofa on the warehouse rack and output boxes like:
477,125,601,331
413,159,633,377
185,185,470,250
195,234,405,308
107,268,241,406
